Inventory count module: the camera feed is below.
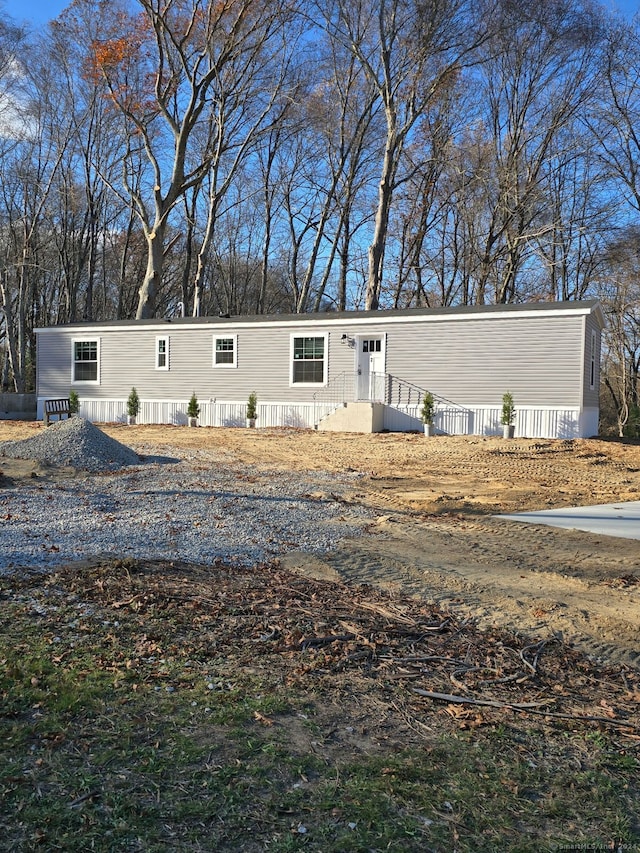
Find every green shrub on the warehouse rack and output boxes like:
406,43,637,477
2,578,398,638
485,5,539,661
127,387,140,418
246,392,258,420
501,392,515,426
420,392,435,425
187,393,200,419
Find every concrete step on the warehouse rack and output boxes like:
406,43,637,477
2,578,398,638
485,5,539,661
317,401,385,433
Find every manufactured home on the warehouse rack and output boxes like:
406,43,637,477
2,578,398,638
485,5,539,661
35,300,603,439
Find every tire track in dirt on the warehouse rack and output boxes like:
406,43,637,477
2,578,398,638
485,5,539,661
302,513,640,670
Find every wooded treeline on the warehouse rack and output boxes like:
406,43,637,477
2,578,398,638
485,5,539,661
0,0,639,433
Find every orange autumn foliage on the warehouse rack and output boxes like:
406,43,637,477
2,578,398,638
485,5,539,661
93,36,132,72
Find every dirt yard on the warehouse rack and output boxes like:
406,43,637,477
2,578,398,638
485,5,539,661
1,421,639,670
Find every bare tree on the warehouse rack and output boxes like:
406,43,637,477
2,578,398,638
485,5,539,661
458,0,604,305
0,26,74,391
89,0,292,319
588,20,640,244
599,229,640,436
41,9,130,323
388,78,463,307
316,0,489,309
0,13,28,390
532,128,612,303
298,38,381,312
189,15,299,317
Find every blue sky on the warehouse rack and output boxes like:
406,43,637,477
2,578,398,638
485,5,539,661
613,0,639,16
0,0,638,38
3,0,71,28
1,0,639,29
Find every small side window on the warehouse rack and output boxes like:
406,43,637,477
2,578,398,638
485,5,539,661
156,336,169,370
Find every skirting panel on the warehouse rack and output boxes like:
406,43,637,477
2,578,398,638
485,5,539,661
37,398,594,439
382,404,587,439
38,398,335,430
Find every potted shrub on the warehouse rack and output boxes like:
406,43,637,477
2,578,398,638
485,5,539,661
420,391,436,437
69,389,79,416
127,387,140,425
501,392,516,439
246,391,258,428
187,392,200,427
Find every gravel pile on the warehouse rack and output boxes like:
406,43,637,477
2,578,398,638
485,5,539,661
0,417,139,471
0,434,372,573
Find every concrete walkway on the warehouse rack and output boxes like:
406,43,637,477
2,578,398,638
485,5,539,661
498,501,640,541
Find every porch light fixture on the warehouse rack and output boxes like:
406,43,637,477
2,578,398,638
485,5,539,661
341,333,355,347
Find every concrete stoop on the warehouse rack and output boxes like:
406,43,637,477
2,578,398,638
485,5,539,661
317,401,385,433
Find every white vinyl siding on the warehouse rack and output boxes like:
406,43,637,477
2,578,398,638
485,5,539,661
214,335,237,368
156,336,169,370
290,334,327,385
72,338,99,384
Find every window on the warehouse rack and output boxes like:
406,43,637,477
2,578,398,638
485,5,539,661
73,339,99,383
156,336,169,370
362,339,381,353
291,335,326,385
214,335,237,368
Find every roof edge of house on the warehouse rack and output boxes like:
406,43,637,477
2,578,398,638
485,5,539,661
35,299,602,334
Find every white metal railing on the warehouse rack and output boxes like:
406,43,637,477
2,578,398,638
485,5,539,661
313,371,471,429
312,371,356,426
383,374,466,411
356,370,386,402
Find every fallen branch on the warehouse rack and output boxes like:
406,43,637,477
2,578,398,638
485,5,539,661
300,633,356,650
412,688,548,710
69,790,101,808
412,689,639,730
519,638,557,675
356,601,417,625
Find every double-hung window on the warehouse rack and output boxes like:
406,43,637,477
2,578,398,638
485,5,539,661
72,339,99,383
291,335,327,385
156,336,169,370
214,335,237,368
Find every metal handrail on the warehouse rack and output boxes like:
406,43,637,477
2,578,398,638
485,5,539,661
313,370,471,428
312,372,356,426
383,374,471,412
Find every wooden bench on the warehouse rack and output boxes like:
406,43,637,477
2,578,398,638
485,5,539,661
44,398,72,426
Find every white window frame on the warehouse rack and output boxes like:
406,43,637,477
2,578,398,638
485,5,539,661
156,336,169,371
289,333,328,387
71,338,100,384
213,334,238,368
589,329,597,390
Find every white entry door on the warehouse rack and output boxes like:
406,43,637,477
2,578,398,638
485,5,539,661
357,335,385,400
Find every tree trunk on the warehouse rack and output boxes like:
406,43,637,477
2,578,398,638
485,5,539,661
136,222,166,319
0,278,22,393
365,137,396,310
192,191,219,318
84,223,97,322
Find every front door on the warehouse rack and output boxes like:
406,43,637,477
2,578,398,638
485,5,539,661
357,335,385,400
